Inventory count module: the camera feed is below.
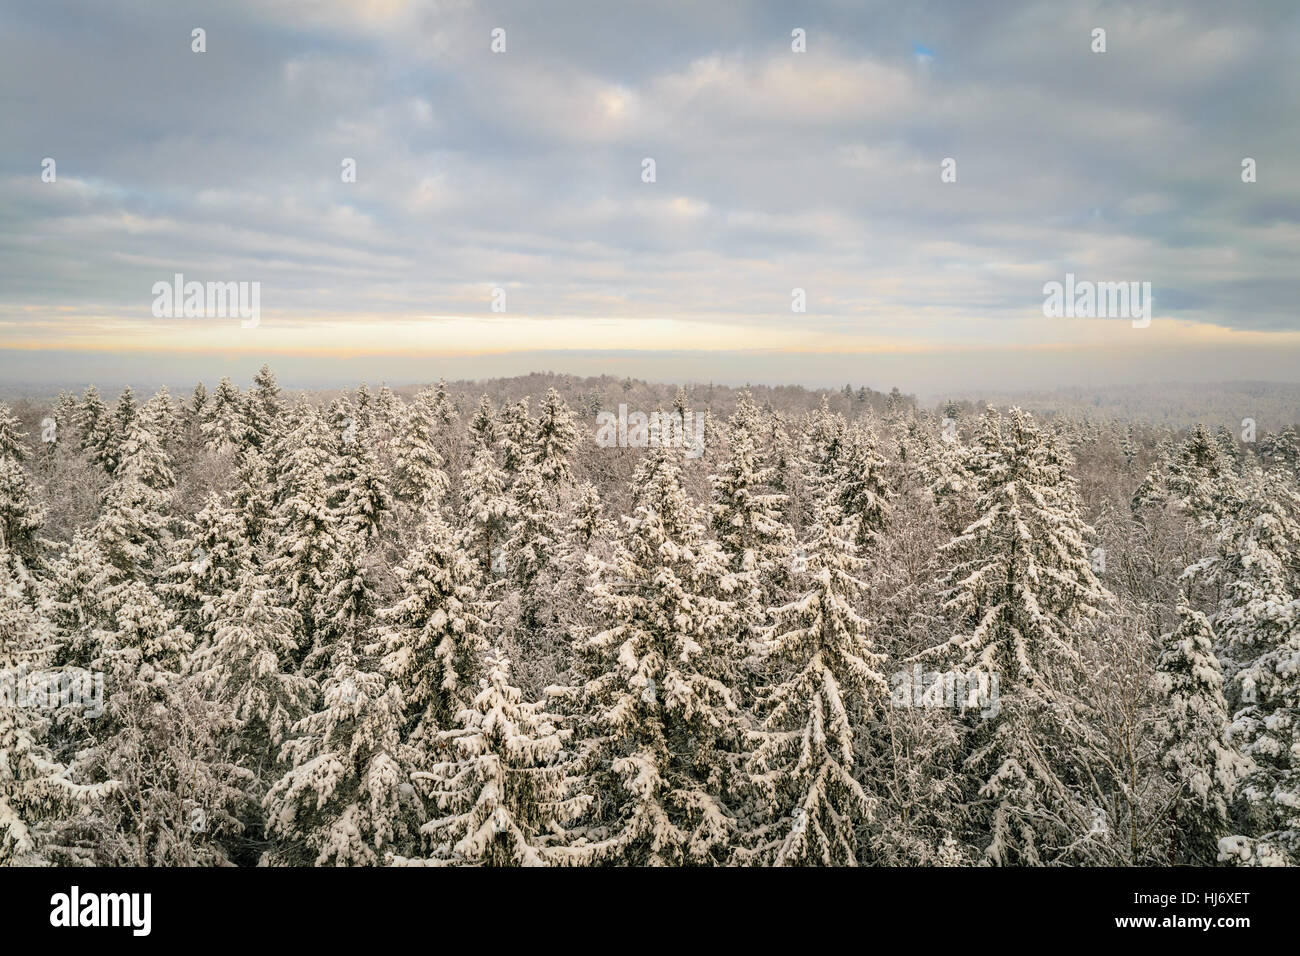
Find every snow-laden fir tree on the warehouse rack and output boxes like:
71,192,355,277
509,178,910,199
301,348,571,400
161,493,254,638
0,554,105,864
1165,425,1235,528
552,447,744,866
710,392,790,593
1152,602,1249,864
202,377,244,452
507,460,560,595
376,511,490,757
69,577,247,865
46,531,114,667
266,400,340,650
241,364,284,454
499,397,531,481
0,404,28,463
459,443,514,579
139,386,180,447
75,386,112,468
468,395,498,450
923,414,977,533
391,386,450,511
532,387,578,493
374,384,405,440
181,381,207,445
230,447,274,548
334,431,391,542
100,386,138,476
305,531,379,683
92,420,174,585
1210,471,1300,865
922,406,1112,865
0,450,46,582
264,540,416,866
191,567,315,759
836,421,890,552
399,650,584,866
742,485,889,866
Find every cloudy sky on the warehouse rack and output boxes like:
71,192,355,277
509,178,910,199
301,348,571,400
2,0,1298,394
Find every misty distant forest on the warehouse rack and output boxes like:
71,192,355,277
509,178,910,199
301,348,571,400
1,368,1297,867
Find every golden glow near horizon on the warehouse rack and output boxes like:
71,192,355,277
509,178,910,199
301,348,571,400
3,309,1300,358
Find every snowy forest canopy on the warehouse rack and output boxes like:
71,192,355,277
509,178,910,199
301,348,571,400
1,367,1297,867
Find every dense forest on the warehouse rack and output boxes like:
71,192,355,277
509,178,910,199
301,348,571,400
1,367,1296,866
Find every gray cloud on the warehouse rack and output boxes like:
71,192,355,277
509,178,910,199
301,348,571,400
1,0,1297,371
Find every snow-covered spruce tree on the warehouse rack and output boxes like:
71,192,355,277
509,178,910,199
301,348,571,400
430,379,457,430
532,387,578,493
264,539,417,866
0,554,106,864
241,364,284,454
0,450,46,581
46,531,115,668
230,446,274,548
1211,472,1300,866
460,443,514,579
190,567,315,770
499,397,531,483
58,562,252,866
565,483,610,555
544,483,611,684
92,420,174,585
161,493,254,638
1258,426,1300,475
500,458,568,694
425,379,462,469
0,404,28,464
799,397,846,494
263,652,415,865
139,386,180,448
709,393,791,708
398,650,584,866
181,381,207,446
305,531,379,684
63,577,248,866
334,431,391,543
468,395,498,450
374,384,405,439
100,386,139,477
376,511,490,758
96,578,193,673
75,386,112,468
710,392,791,594
922,406,1112,865
507,460,560,596
742,486,889,866
1152,602,1249,864
922,415,977,535
201,377,244,452
551,447,744,866
1165,425,1235,529
266,400,340,655
391,386,450,511
837,421,890,552
1131,438,1173,512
